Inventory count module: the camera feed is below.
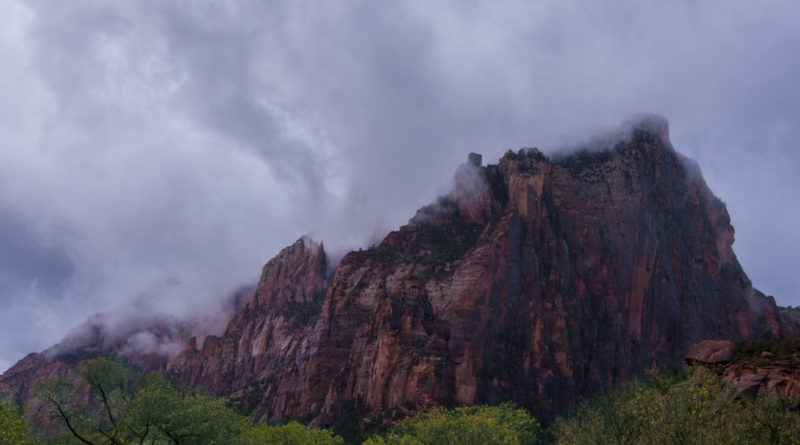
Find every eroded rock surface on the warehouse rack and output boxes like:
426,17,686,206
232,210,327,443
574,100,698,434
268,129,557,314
724,362,800,400
685,340,735,364
3,116,792,424
166,115,785,423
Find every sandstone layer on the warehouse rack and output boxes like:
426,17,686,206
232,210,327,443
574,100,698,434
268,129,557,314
166,115,785,423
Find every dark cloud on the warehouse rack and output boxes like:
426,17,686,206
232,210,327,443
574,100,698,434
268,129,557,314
0,209,73,291
1,0,799,371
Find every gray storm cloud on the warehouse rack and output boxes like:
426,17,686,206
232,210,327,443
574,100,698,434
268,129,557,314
1,0,799,371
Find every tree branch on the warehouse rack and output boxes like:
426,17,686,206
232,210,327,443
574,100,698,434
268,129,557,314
49,395,97,445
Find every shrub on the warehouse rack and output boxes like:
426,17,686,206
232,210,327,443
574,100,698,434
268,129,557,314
0,398,37,445
363,403,541,445
237,421,344,445
553,366,800,445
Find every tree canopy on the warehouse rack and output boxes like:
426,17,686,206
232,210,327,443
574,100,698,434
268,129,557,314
363,403,541,445
26,356,800,444
0,398,37,445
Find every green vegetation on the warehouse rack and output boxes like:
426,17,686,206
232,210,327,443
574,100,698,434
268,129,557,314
362,403,541,445
36,358,251,444
0,398,37,445
239,422,343,445
33,358,344,445
553,366,800,445
19,355,800,444
731,331,800,364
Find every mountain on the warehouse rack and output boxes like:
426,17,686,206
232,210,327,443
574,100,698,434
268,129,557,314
1,115,792,424
169,115,787,423
0,287,252,406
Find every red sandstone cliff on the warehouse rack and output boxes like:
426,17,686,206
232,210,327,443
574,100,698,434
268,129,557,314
168,237,330,397
3,116,793,423
166,115,786,423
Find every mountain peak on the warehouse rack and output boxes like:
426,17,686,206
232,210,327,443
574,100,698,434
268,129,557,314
627,112,669,137
3,118,791,428
162,120,783,423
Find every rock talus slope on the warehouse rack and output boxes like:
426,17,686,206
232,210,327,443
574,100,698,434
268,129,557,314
167,115,785,422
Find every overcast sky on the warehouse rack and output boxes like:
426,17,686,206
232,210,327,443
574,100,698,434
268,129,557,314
1,0,799,372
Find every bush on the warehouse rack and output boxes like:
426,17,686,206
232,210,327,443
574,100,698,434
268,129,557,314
553,366,800,445
731,333,800,362
363,403,541,445
36,358,252,444
0,398,37,445
237,421,344,445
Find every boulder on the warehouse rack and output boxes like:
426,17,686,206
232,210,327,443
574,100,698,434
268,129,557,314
685,340,735,365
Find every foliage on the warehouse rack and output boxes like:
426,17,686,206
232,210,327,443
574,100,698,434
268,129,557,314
237,421,344,445
553,366,800,445
731,332,800,363
744,395,800,444
33,358,349,445
363,403,541,445
0,398,38,445
28,358,800,444
36,358,251,444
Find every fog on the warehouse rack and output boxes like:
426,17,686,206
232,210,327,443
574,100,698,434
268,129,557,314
1,0,799,372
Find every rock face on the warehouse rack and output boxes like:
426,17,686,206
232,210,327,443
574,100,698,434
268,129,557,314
685,341,800,400
165,115,785,422
724,362,800,399
168,237,330,398
3,116,792,423
778,306,800,334
685,340,736,364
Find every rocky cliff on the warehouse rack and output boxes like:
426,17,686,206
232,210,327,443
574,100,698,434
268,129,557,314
2,115,791,423
686,338,800,400
165,115,786,423
168,237,330,397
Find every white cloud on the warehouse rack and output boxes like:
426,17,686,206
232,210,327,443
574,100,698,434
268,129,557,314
1,0,799,370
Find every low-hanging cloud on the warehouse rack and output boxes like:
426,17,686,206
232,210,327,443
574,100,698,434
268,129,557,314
1,0,799,371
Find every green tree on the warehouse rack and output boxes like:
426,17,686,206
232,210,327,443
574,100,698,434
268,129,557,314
37,358,148,444
156,393,251,444
236,421,344,445
552,366,800,445
363,403,540,445
0,398,38,445
36,358,251,444
742,395,800,445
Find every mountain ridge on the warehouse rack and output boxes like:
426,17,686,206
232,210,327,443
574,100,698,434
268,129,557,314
167,114,787,423
1,115,792,425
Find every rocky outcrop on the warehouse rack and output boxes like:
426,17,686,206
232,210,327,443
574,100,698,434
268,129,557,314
685,340,735,364
164,115,784,423
724,362,800,399
688,334,800,401
0,353,74,406
168,237,331,401
777,307,800,336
